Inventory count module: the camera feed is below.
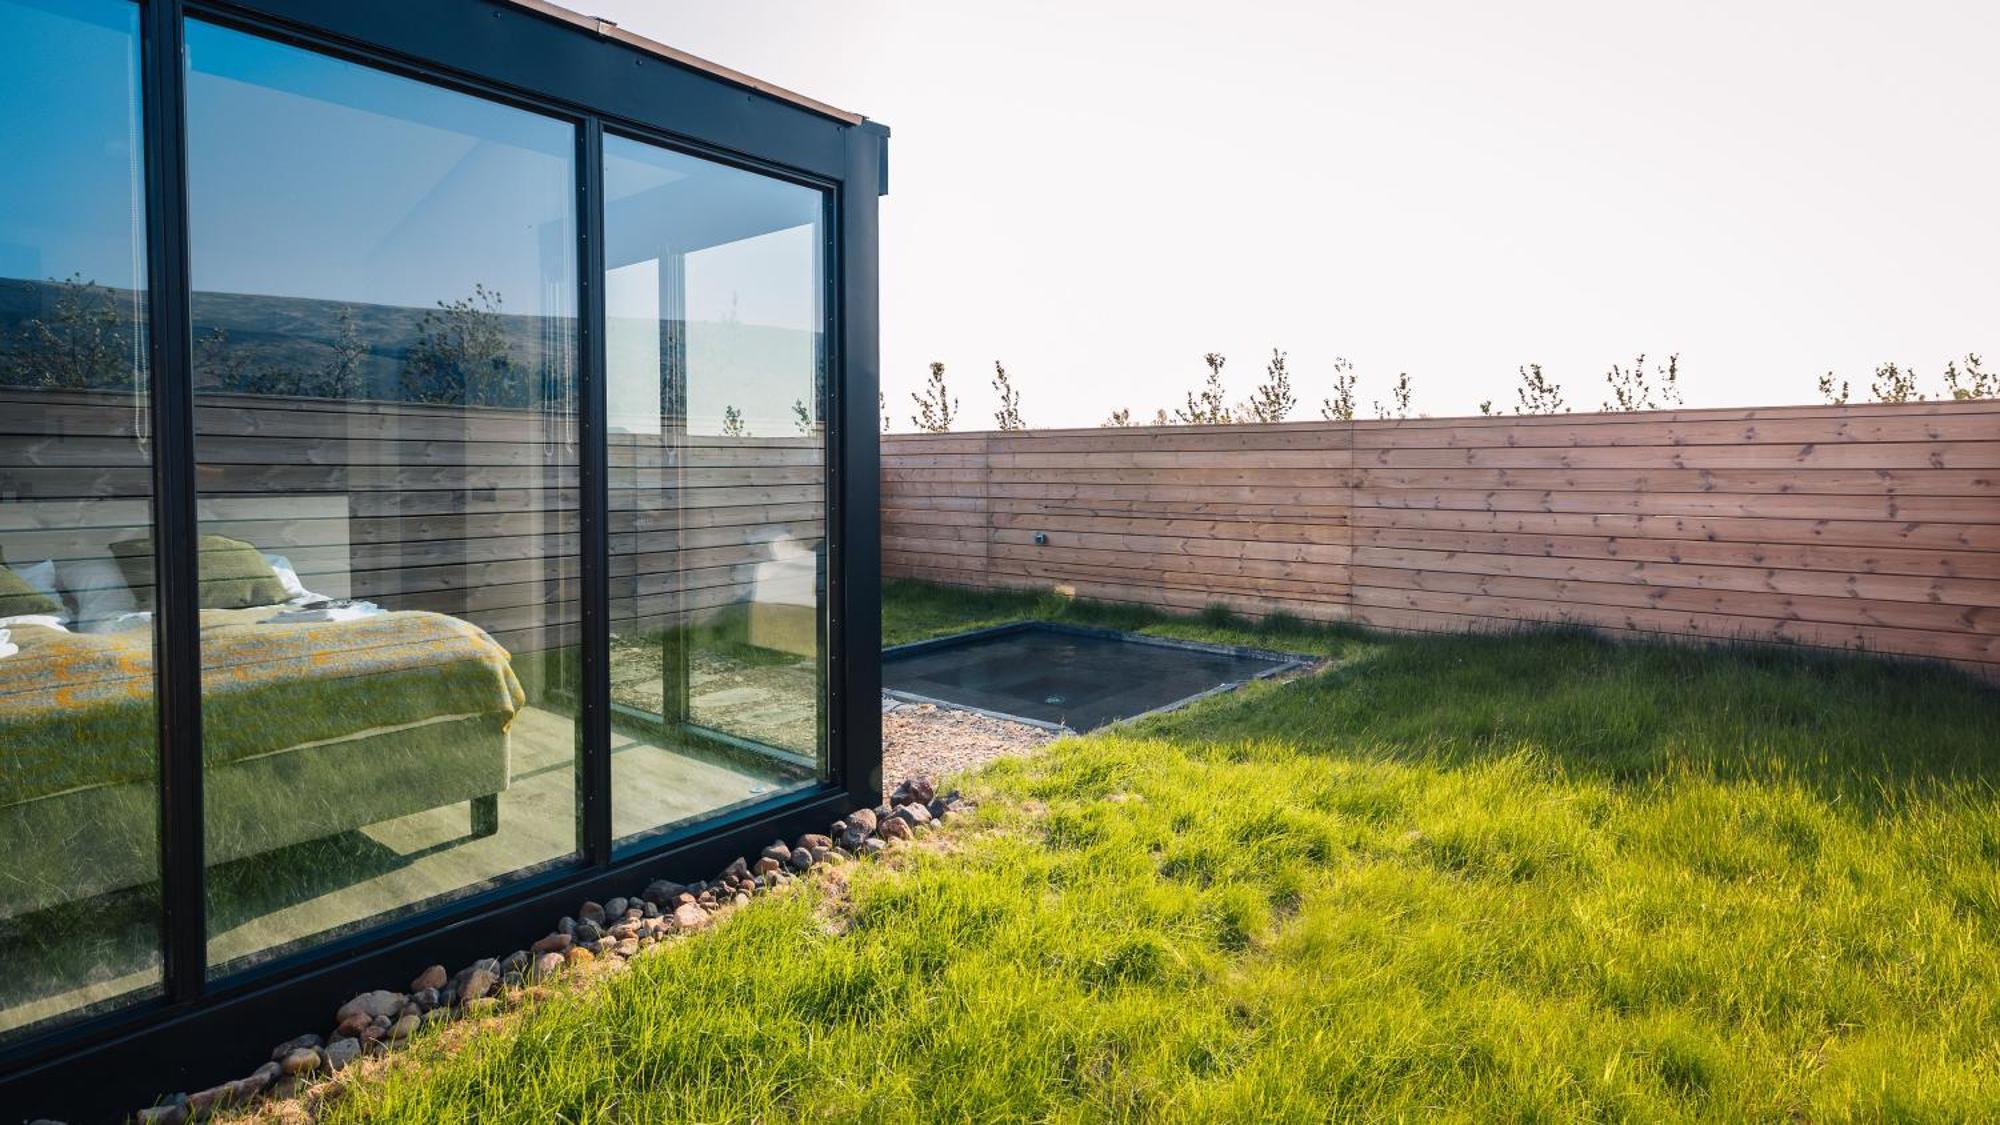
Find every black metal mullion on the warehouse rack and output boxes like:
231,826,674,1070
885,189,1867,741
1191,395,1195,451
818,187,841,788
141,0,207,1001
577,117,612,866
837,126,886,809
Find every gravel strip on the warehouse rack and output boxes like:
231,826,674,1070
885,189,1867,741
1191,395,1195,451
881,697,1058,796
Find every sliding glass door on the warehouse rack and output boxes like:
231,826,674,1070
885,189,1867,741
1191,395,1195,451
182,19,583,976
602,134,831,848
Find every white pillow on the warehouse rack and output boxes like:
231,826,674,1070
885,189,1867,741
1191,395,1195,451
59,556,138,631
261,553,315,602
6,559,68,624
0,614,67,632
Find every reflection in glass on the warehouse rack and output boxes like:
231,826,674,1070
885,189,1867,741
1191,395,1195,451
603,136,828,848
184,21,581,975
0,0,161,1037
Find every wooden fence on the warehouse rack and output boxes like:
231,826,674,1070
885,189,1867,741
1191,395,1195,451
882,400,2000,679
0,388,822,659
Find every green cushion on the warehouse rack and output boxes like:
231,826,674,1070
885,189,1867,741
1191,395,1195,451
0,559,62,618
109,535,290,611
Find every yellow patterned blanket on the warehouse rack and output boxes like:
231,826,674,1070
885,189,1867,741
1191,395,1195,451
0,608,524,808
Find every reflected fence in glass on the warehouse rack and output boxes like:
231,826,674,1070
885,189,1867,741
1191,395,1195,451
0,0,162,1040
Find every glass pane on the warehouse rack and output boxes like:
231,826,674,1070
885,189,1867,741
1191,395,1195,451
185,21,581,975
0,0,161,1037
603,136,827,848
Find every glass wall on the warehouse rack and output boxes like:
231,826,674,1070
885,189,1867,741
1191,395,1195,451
0,6,851,1045
602,135,829,847
183,21,584,974
0,0,161,1037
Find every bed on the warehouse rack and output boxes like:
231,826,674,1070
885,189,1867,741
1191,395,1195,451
0,500,521,921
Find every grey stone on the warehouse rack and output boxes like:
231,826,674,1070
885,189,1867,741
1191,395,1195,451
574,919,604,944
720,856,750,881
389,1012,421,1041
643,879,686,906
761,840,793,865
411,987,441,1011
892,776,938,806
459,967,499,1003
501,949,531,976
788,846,815,872
185,1083,231,1118
847,807,880,834
135,1097,189,1124
861,837,888,856
280,1047,323,1077
604,896,628,917
335,990,405,1025
326,1036,362,1072
558,915,576,935
898,802,935,826
838,823,872,852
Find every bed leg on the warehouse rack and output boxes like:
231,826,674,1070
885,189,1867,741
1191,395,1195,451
471,793,500,839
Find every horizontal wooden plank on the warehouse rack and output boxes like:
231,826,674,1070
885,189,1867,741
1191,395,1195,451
1351,526,2000,583
1347,467,1994,497
1353,488,1998,523
1346,505,2000,553
1350,563,1999,635
1356,441,2000,471
1347,582,2000,665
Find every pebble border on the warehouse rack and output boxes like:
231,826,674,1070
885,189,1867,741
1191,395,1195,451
102,777,962,1125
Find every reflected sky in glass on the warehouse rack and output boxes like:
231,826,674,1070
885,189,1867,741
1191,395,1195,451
184,19,574,319
0,0,144,289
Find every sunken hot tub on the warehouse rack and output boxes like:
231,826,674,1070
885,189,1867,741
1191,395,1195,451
882,623,1312,732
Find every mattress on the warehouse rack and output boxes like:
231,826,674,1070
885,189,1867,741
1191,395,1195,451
0,607,524,809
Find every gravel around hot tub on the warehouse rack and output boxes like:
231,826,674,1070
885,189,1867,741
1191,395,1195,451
881,696,1058,795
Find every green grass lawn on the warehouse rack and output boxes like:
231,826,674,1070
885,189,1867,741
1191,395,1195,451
318,581,2000,1122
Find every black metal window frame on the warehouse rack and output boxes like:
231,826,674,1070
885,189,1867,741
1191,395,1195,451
1,0,884,1117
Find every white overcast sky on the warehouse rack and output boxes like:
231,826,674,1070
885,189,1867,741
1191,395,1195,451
594,0,1998,427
